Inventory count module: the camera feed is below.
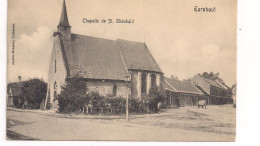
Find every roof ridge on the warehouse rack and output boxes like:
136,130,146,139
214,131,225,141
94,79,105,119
72,33,117,42
117,38,145,44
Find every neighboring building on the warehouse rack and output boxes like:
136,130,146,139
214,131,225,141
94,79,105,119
6,82,23,107
45,0,164,110
191,74,228,104
232,84,236,105
164,77,203,107
216,79,233,103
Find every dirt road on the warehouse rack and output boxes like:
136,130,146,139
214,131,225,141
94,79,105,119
6,104,235,141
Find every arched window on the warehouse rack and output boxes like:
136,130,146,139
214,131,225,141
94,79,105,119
151,74,156,90
141,73,147,94
113,84,117,96
54,81,57,90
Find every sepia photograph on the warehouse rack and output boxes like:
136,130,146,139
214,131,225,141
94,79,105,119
6,0,236,141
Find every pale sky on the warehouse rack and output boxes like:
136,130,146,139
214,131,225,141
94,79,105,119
7,0,237,86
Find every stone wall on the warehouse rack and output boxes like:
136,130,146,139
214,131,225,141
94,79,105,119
87,80,130,98
47,36,67,109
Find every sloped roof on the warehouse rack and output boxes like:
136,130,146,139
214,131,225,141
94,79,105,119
163,79,176,92
65,34,128,80
164,77,202,94
195,85,209,96
202,77,225,89
118,39,162,73
216,80,229,89
62,34,163,80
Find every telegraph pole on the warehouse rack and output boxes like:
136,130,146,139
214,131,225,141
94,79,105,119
126,94,129,121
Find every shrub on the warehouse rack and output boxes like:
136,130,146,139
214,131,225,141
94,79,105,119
129,98,148,113
57,74,89,113
105,96,126,114
88,92,105,114
145,88,165,113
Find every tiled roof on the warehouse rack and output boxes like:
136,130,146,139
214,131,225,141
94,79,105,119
65,34,128,80
195,85,209,96
62,34,163,80
164,77,202,94
202,77,225,89
118,39,162,73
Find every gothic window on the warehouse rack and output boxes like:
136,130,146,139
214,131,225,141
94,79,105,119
55,59,56,73
141,73,147,94
151,74,156,90
54,81,57,90
113,84,117,96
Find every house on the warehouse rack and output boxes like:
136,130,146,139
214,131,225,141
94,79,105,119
191,74,228,104
164,76,203,107
45,0,164,110
6,82,24,107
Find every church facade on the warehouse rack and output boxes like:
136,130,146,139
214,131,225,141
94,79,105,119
45,0,164,109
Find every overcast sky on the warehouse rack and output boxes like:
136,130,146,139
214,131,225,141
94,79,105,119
7,0,237,86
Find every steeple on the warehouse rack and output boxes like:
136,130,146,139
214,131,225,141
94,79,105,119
57,0,71,41
58,0,70,27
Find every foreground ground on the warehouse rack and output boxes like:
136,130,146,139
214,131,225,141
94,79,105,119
6,104,236,141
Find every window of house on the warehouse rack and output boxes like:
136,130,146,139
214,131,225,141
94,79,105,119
141,73,147,94
113,84,117,96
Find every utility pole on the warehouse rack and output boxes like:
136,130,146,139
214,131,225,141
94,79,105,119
126,93,129,121
124,74,131,121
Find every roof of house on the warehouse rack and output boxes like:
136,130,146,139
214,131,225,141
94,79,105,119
63,34,162,80
164,77,202,95
195,85,209,96
201,76,225,89
216,80,229,89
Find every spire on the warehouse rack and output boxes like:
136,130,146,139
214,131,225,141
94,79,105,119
58,0,70,27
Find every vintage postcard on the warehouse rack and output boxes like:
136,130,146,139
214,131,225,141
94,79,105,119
6,0,236,141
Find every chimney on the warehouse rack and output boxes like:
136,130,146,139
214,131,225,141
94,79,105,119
18,76,22,82
171,75,174,79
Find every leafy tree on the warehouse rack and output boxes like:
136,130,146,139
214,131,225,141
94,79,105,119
22,78,47,109
9,78,47,109
202,72,227,85
56,74,88,113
